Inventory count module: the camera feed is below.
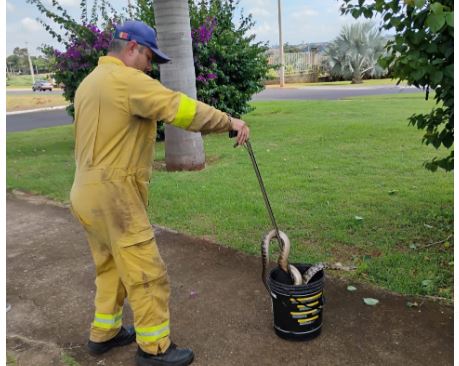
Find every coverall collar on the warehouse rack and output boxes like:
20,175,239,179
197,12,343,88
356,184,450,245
98,55,126,67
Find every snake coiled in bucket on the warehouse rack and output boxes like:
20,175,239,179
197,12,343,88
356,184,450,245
302,263,325,285
261,229,302,290
261,229,326,291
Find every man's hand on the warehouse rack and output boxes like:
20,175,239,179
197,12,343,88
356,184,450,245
230,117,250,145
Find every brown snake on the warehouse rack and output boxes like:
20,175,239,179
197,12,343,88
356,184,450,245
261,229,325,290
261,229,302,290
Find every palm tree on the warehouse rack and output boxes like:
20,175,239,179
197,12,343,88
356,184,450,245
324,22,387,84
153,0,205,171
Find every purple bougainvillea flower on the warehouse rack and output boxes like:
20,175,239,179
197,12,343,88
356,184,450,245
86,24,101,34
192,17,216,44
198,25,212,43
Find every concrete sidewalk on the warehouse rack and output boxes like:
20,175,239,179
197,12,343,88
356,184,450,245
6,192,454,366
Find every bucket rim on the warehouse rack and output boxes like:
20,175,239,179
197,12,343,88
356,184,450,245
268,263,325,291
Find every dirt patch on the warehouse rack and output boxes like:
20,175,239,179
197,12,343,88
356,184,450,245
6,94,67,112
327,242,369,262
7,335,64,366
152,155,221,171
9,189,69,208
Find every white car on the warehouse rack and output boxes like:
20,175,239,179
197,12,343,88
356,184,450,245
32,80,53,92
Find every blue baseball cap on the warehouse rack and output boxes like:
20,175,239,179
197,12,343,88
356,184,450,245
114,20,171,64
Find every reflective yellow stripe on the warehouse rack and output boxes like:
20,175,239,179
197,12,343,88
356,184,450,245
298,315,319,324
296,292,322,302
297,300,319,310
171,93,197,129
290,309,319,316
92,310,123,329
136,320,170,343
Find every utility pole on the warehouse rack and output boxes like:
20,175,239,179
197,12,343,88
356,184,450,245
277,0,285,87
25,43,35,84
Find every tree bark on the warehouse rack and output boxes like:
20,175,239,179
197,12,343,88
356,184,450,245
153,0,205,171
351,68,362,84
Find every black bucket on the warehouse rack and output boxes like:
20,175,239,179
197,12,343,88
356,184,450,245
268,263,325,341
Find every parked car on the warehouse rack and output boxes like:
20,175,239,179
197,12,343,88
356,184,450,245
32,80,53,92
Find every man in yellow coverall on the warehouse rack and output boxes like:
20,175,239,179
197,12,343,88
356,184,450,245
70,20,249,366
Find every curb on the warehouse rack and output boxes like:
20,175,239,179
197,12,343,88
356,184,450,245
6,105,69,116
8,190,179,233
8,190,70,209
6,190,453,305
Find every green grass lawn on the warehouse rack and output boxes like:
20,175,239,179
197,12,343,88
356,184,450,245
6,93,453,299
268,78,405,88
6,74,51,88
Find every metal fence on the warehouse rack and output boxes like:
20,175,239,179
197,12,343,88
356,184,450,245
268,51,325,75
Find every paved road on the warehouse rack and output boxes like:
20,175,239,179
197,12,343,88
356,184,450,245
252,85,421,101
6,85,422,132
6,109,73,132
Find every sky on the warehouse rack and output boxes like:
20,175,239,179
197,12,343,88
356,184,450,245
5,0,361,56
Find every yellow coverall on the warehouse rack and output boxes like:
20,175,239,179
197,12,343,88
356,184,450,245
70,56,232,354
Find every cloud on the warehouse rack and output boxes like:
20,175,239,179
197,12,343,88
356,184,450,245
243,0,269,8
256,23,274,35
21,17,42,33
326,2,342,14
6,1,15,11
249,7,271,18
44,0,79,6
242,0,276,18
60,0,81,6
291,6,319,19
247,21,275,43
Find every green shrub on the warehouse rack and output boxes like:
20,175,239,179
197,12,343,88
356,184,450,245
189,0,270,117
266,68,279,79
29,0,269,125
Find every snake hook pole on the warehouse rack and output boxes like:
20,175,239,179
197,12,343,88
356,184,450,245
230,131,284,251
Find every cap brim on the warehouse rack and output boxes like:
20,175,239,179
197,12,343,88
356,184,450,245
150,47,171,64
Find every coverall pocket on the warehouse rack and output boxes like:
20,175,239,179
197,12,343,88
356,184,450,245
117,239,167,287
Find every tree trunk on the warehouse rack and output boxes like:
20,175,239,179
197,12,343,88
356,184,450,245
153,0,205,171
351,64,363,84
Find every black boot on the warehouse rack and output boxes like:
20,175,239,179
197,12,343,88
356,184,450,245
87,326,136,355
135,343,194,366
